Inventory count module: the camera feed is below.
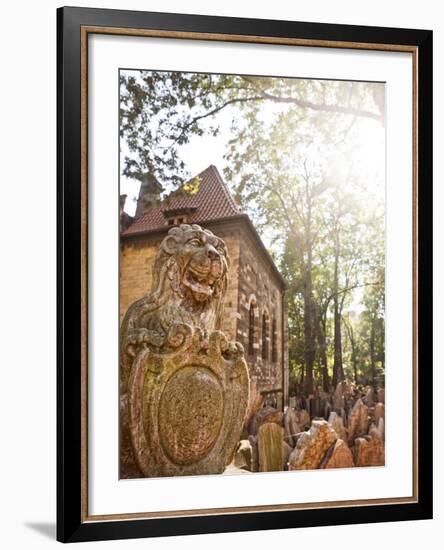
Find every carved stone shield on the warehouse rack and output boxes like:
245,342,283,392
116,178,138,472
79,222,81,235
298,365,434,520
127,329,249,477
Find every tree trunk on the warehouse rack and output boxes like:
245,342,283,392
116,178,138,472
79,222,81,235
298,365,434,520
345,320,358,384
333,303,344,386
332,233,344,387
370,318,376,385
303,287,315,394
317,308,329,391
299,361,305,392
303,213,315,395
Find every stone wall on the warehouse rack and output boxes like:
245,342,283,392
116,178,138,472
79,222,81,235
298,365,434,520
120,235,162,324
235,229,286,409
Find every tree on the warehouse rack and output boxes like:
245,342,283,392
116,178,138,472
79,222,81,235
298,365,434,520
120,71,384,187
120,70,386,397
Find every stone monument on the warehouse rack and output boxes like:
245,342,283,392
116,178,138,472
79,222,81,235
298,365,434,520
120,223,249,477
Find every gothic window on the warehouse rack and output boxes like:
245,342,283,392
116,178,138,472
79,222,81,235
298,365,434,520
262,311,269,360
272,317,278,362
248,302,256,356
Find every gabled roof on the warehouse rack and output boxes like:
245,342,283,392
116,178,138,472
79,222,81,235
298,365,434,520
121,164,286,289
122,165,242,236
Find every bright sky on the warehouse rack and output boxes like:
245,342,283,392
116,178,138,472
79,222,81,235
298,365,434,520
120,101,240,216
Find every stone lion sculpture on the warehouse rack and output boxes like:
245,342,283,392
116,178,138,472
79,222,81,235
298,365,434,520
120,223,249,478
120,223,230,391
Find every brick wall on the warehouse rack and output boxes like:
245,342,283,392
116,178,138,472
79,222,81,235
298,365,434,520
235,230,286,409
119,236,162,323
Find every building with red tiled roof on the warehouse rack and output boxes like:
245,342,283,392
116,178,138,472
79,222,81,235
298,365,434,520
120,165,289,409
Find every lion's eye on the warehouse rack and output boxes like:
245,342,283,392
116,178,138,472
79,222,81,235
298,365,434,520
188,239,201,247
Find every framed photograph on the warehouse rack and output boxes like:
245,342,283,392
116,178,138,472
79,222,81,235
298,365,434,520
57,6,433,543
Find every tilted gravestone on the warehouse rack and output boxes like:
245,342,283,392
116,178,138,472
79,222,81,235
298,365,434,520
347,398,369,445
120,224,249,477
320,439,354,469
288,420,338,470
258,422,284,472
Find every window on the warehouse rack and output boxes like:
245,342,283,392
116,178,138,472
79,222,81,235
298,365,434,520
262,311,269,360
248,302,256,356
272,317,277,362
167,216,186,226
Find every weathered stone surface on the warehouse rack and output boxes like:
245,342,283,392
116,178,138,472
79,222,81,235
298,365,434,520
119,393,142,478
320,439,354,469
248,405,283,436
258,422,284,472
354,429,385,467
364,386,376,406
159,366,224,465
284,407,302,447
244,376,264,430
120,225,249,478
347,398,369,444
328,411,347,442
282,441,293,470
294,409,311,431
333,381,349,413
248,435,259,472
376,417,385,442
374,402,385,425
377,388,385,404
288,420,338,470
321,398,332,420
233,439,253,471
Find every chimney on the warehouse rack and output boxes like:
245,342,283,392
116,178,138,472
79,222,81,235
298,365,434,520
135,172,163,218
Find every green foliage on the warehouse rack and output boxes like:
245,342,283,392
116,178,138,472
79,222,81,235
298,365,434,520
120,70,386,394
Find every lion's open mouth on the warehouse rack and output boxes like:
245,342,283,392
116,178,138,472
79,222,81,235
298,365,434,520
183,262,223,301
183,267,217,298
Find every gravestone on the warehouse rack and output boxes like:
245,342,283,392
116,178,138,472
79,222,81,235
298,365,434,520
258,422,284,472
354,428,385,467
282,440,293,470
233,439,253,471
248,434,259,473
320,439,354,469
374,402,385,425
328,411,348,442
294,409,311,431
377,388,385,404
347,398,369,445
284,407,302,447
248,405,283,436
288,420,338,470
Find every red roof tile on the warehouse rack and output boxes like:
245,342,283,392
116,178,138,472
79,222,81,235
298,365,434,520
123,165,242,236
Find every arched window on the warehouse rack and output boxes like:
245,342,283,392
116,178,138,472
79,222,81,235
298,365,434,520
262,311,269,360
271,317,277,362
248,302,256,356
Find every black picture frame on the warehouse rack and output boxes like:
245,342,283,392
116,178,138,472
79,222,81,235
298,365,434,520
57,6,433,543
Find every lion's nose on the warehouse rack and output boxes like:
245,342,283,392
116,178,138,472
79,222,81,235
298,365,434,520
205,244,219,259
